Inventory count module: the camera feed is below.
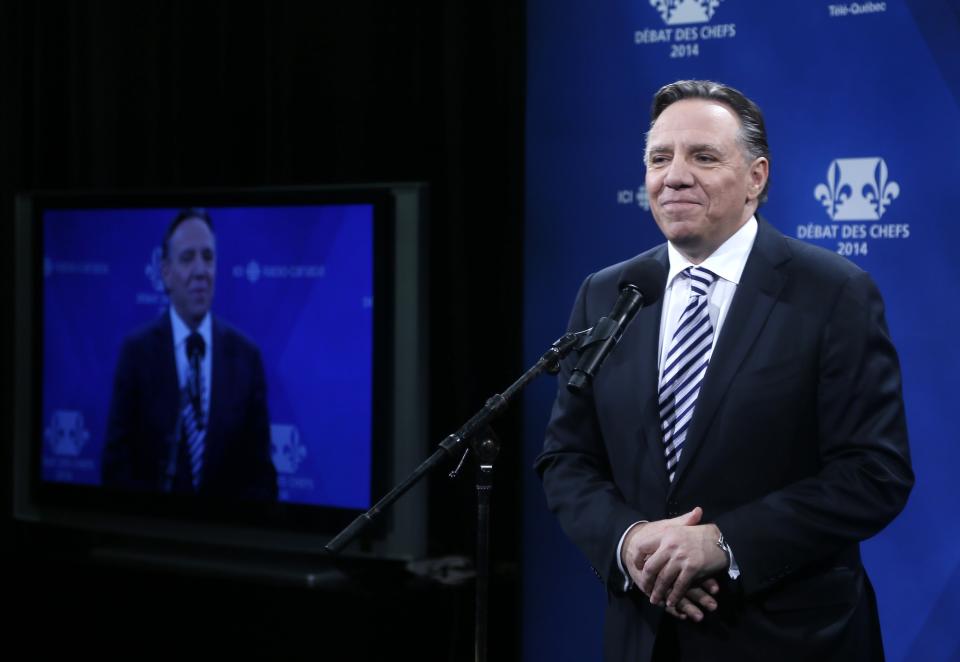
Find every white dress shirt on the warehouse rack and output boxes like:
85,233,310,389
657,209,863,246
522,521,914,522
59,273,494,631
657,217,757,378
616,216,758,588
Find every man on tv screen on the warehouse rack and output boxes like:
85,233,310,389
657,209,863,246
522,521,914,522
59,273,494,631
102,208,278,501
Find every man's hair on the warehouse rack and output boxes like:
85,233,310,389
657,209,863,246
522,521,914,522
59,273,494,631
648,79,771,204
161,208,214,260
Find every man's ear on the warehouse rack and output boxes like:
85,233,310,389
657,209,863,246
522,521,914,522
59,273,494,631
746,156,769,201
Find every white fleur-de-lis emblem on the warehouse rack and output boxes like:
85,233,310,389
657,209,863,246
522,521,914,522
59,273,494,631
270,424,307,474
814,157,900,221
862,159,900,218
650,0,722,25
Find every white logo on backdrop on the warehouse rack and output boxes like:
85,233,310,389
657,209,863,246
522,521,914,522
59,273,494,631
231,260,325,284
136,245,169,308
43,259,110,277
615,185,651,212
245,260,261,283
144,246,166,292
635,0,734,57
636,185,651,211
814,157,900,221
45,410,90,457
828,2,887,19
271,424,307,475
651,0,722,25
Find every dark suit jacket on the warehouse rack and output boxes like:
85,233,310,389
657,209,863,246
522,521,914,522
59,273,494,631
102,312,278,502
536,219,913,662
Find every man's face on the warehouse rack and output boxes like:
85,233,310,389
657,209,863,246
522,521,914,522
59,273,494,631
162,217,216,328
645,98,768,262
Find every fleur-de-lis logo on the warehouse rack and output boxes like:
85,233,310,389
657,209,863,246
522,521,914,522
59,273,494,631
862,159,900,218
813,157,900,221
650,0,722,25
270,424,307,474
814,161,853,220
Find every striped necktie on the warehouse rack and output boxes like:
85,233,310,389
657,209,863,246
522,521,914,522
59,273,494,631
658,266,718,482
180,332,206,491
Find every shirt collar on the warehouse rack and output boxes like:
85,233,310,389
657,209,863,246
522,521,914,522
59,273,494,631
665,215,758,287
169,307,212,350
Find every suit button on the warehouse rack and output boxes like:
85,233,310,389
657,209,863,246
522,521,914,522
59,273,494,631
667,510,679,517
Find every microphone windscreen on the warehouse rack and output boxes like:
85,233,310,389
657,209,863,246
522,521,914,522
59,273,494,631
617,259,667,304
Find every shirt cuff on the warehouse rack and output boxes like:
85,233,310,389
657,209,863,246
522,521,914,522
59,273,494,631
616,520,647,591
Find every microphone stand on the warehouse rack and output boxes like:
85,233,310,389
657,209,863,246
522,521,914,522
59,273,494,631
325,328,589,662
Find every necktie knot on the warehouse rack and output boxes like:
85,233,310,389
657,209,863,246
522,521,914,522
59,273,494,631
187,331,205,361
685,266,717,297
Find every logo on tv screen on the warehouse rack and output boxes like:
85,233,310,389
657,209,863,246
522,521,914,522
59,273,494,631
45,410,90,457
271,424,307,475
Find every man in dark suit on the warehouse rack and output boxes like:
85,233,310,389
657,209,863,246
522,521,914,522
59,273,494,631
536,80,913,661
102,209,277,502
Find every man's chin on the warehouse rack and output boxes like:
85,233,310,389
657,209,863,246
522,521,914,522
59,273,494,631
173,303,210,328
661,229,711,261
189,306,210,323
661,224,703,248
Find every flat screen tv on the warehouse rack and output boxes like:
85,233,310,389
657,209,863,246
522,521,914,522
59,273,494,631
13,184,430,565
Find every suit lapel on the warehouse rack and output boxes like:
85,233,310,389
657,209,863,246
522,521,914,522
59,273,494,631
600,248,671,496
153,316,180,428
204,318,226,476
668,219,791,492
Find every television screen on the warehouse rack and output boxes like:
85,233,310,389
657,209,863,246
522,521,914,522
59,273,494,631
14,185,429,561
43,203,374,508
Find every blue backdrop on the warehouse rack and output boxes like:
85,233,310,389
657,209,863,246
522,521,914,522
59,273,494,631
41,204,374,510
522,1,959,660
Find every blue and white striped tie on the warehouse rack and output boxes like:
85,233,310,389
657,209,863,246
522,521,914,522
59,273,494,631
658,266,718,482
180,353,206,490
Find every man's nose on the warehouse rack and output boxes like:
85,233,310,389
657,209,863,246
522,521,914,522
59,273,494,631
663,158,694,189
190,257,211,277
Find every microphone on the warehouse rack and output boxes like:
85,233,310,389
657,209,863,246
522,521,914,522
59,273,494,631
567,259,665,394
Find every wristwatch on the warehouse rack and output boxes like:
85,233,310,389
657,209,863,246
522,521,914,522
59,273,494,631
715,531,733,567
715,529,741,579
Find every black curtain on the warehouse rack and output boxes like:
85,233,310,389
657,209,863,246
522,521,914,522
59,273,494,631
1,1,525,659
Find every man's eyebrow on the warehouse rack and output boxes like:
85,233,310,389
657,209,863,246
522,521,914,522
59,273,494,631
687,142,724,153
646,142,725,154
